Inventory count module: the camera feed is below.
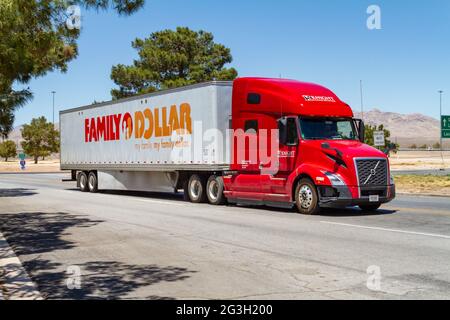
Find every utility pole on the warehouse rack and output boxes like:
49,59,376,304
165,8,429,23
360,80,364,121
51,91,56,125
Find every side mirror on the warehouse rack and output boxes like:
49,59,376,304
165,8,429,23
354,119,365,143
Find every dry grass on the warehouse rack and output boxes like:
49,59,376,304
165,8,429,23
394,175,450,196
390,151,450,170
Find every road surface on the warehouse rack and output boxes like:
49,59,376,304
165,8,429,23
0,173,450,299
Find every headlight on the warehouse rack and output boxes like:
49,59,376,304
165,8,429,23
323,172,346,186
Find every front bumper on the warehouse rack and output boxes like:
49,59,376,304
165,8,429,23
318,184,396,208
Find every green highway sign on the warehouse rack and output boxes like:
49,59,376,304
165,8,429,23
442,115,450,138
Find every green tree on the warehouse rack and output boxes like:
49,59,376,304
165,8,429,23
419,144,428,150
364,124,398,154
410,144,417,149
0,140,17,161
21,117,59,164
0,0,145,136
110,27,238,99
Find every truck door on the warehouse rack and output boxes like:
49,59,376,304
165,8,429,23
260,117,299,196
230,116,263,196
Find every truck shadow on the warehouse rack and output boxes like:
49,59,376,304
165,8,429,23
228,203,397,217
98,190,185,202
0,211,195,299
318,207,397,217
0,188,37,198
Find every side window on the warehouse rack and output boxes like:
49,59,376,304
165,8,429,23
337,121,355,140
244,120,258,134
286,118,299,145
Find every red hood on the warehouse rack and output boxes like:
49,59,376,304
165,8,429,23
304,140,386,159
324,140,387,159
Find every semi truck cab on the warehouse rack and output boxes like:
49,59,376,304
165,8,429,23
223,78,395,214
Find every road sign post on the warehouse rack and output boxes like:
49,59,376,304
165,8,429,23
373,131,385,147
442,115,450,139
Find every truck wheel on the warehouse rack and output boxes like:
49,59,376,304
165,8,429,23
88,172,98,193
187,174,207,203
359,204,381,211
295,178,320,215
206,175,226,205
78,172,89,192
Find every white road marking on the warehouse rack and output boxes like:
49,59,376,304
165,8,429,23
320,221,450,240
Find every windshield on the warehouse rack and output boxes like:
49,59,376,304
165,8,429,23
299,118,358,140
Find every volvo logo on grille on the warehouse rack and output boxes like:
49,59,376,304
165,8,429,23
363,161,381,185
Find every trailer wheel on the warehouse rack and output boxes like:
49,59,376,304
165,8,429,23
206,175,226,205
88,172,98,193
187,174,207,203
295,178,320,215
78,172,89,192
359,204,381,211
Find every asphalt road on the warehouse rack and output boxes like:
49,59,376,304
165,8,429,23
1,173,450,300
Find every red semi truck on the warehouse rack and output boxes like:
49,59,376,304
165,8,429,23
60,77,395,214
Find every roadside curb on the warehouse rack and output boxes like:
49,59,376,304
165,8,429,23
0,232,42,300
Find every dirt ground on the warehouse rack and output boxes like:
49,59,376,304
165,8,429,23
389,151,450,170
0,159,61,173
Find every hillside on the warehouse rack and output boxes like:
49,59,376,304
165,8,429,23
353,109,442,148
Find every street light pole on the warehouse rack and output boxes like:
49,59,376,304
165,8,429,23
360,80,364,121
439,90,443,150
439,90,444,168
51,91,56,125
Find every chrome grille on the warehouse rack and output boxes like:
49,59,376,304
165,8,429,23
355,159,388,186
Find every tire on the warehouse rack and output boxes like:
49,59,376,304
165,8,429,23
359,204,381,211
294,178,320,215
88,171,98,193
187,174,207,203
78,172,89,192
206,175,226,205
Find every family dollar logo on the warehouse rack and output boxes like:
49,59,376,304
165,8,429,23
84,103,192,143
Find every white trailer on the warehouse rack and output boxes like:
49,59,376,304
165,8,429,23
60,82,232,202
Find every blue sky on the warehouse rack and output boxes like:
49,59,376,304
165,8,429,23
13,0,450,126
